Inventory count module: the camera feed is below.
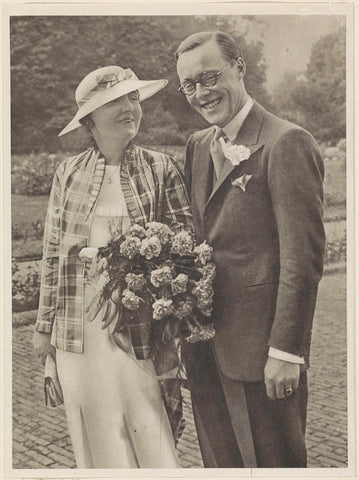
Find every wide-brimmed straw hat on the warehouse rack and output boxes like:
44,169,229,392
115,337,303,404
58,65,168,137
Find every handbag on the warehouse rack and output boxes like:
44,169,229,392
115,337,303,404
44,354,64,407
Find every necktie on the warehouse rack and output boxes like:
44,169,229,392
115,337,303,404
210,128,226,180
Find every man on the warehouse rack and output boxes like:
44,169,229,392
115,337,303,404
176,31,325,468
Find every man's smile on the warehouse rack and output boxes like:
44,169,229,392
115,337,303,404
201,97,222,111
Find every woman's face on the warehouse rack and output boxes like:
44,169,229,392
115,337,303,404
90,91,142,145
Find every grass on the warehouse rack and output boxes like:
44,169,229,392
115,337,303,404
11,195,48,231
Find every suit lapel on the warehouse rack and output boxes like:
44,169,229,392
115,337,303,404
206,101,266,206
192,128,215,218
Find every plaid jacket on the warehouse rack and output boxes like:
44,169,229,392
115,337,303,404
35,143,193,353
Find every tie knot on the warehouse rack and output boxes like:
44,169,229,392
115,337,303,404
213,127,224,142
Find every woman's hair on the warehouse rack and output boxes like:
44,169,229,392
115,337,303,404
79,114,97,148
79,114,95,131
175,31,243,62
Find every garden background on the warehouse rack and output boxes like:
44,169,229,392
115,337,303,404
9,14,348,469
11,15,346,311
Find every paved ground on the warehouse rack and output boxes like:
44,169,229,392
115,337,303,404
11,272,347,470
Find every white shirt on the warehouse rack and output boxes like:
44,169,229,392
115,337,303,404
219,97,304,365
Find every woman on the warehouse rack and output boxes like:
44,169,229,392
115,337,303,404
32,65,193,468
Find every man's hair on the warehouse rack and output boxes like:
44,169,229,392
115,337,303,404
175,31,243,61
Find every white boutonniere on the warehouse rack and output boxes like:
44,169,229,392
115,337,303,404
231,174,253,192
219,139,251,166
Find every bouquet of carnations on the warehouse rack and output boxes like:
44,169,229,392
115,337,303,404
80,222,216,372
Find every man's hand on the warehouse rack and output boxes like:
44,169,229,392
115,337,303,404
264,356,300,400
32,331,55,366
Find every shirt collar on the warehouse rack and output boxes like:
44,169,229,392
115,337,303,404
222,97,254,142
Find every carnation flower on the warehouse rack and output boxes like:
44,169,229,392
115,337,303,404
121,289,143,311
192,279,214,303
197,299,213,317
120,236,141,259
220,142,251,166
171,231,194,255
140,236,162,260
152,298,174,321
194,241,213,265
127,224,147,239
150,266,173,288
171,274,188,295
125,273,146,292
199,262,216,281
174,299,193,320
145,222,173,245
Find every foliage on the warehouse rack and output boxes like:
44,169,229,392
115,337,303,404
323,141,346,208
11,194,49,257
324,238,346,264
271,27,345,143
12,260,40,312
12,219,43,242
10,16,270,154
11,152,62,195
12,223,26,241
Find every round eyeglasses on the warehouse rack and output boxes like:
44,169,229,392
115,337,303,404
178,60,236,96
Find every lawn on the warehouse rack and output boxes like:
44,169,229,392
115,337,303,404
11,195,49,258
12,194,49,230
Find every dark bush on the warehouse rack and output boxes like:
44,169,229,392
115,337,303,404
12,260,40,312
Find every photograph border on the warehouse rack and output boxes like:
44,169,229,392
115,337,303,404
1,1,357,479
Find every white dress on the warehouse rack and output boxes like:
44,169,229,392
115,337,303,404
56,165,179,468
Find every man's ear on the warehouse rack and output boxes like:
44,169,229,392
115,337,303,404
237,58,246,78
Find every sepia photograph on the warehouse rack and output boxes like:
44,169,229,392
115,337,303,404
1,1,356,477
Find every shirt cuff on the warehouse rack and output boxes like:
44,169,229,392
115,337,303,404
268,347,305,364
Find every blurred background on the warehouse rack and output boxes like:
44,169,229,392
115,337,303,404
10,15,345,154
11,13,346,272
10,15,348,469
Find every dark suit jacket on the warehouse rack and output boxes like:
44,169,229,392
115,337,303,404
184,101,326,382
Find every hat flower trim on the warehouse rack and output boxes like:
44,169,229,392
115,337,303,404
97,69,137,90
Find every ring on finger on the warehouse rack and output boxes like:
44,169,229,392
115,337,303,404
285,388,293,396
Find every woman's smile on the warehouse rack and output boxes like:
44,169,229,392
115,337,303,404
117,115,135,124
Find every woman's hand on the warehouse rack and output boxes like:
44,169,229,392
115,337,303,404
32,331,56,366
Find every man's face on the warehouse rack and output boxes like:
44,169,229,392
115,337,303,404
177,41,244,127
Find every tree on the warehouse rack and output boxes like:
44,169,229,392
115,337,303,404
10,15,270,153
271,71,307,127
271,27,345,143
